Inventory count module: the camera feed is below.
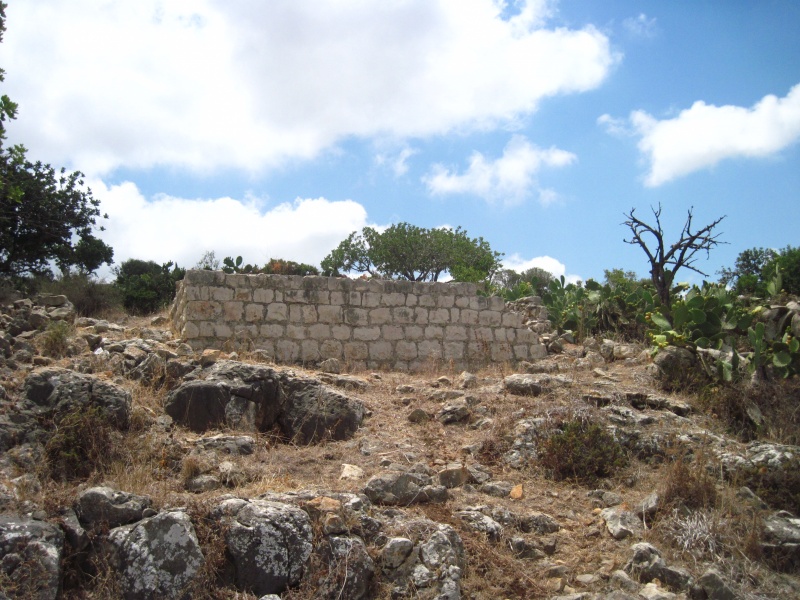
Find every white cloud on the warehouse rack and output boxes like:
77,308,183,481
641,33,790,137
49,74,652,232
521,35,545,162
423,135,576,205
611,84,800,186
3,0,615,176
375,145,419,177
91,180,369,279
502,253,581,284
622,13,657,38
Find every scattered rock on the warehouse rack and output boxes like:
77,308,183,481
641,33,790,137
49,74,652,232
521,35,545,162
363,466,448,506
76,486,152,529
0,514,64,600
600,507,642,540
503,374,543,396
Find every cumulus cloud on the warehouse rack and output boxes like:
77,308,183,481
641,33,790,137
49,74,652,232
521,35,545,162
423,135,576,205
375,145,419,177
502,253,581,284
91,180,369,279
603,84,800,186
3,0,615,176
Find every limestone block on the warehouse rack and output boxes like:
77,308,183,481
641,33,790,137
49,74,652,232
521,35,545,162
302,305,319,323
516,329,538,343
449,308,460,323
425,325,444,339
405,325,424,340
437,295,455,309
318,305,343,324
354,327,381,341
211,287,235,301
276,340,300,362
223,301,244,321
429,308,450,324
469,296,489,310
320,340,343,359
479,311,502,326
234,288,252,301
301,340,320,362
392,307,415,324
418,294,436,308
444,325,468,341
414,307,429,324
226,274,250,289
261,324,285,338
396,341,418,360
369,341,393,360
253,288,274,305
369,307,391,325
513,344,529,360
467,342,490,360
405,294,418,307
245,303,264,322
489,296,505,311
344,342,369,361
256,340,275,355
182,321,200,339
215,323,233,338
383,292,406,307
419,340,443,359
266,303,288,321
185,269,218,285
444,342,465,360
233,324,258,340
309,324,332,339
363,292,382,308
494,328,508,342
330,291,345,306
331,324,352,340
186,301,221,320
491,342,513,362
529,344,547,360
502,312,523,327
344,307,369,326
305,290,329,305
284,289,308,304
455,296,470,308
472,327,494,342
382,325,404,340
347,292,362,306
460,309,478,325
286,325,307,340
199,321,216,337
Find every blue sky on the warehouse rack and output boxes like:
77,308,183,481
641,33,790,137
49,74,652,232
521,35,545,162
3,1,799,283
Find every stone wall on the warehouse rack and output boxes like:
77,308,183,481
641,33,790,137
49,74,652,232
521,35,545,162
170,270,549,371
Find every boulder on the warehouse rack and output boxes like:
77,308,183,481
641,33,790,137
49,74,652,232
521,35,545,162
364,467,448,506
278,377,365,443
761,510,800,570
625,542,692,592
601,507,642,540
503,374,543,396
76,486,152,529
314,536,375,600
652,346,699,389
212,498,313,596
691,568,737,600
106,510,205,600
0,515,64,600
23,368,131,428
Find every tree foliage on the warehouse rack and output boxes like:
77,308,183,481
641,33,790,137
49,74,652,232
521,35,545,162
321,223,502,283
0,4,113,278
113,259,185,314
718,246,800,297
623,205,725,315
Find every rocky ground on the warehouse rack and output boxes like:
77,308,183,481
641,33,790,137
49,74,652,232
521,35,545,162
1,294,800,599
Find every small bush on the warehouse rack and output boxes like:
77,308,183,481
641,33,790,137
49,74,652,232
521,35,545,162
660,454,718,510
539,421,627,484
41,273,123,317
114,259,185,315
44,405,119,481
41,320,73,358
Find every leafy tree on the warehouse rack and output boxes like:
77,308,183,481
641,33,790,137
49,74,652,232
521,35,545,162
195,250,220,271
764,246,800,297
718,247,777,295
624,204,725,316
492,266,555,300
263,258,320,276
0,4,112,278
113,259,185,314
321,223,502,283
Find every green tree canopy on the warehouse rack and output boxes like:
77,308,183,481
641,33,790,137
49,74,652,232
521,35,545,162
0,3,113,278
113,259,185,314
321,223,502,283
720,246,800,297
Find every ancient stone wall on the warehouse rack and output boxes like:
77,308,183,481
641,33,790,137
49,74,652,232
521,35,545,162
170,270,549,371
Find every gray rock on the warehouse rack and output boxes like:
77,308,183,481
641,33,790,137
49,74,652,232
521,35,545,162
0,515,64,600
318,357,341,374
508,536,545,559
437,400,470,424
438,463,469,488
278,376,365,443
23,368,131,428
653,346,698,389
195,434,255,455
625,542,692,591
457,371,478,389
479,480,514,498
76,486,152,529
407,408,430,423
503,374,543,396
315,536,375,600
517,511,560,534
213,497,313,596
761,510,800,570
363,470,448,506
457,510,502,542
691,568,737,600
601,507,642,540
107,510,204,600
184,474,222,493
165,380,231,432
382,537,414,570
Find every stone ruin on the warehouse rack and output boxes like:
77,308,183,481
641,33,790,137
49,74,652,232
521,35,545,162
170,270,550,372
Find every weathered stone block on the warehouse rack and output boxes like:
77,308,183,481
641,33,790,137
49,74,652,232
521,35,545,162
186,301,221,320
513,344,529,360
301,340,320,362
382,325,404,340
413,307,429,324
320,340,343,359
363,292,382,308
455,296,470,308
223,302,244,321
234,288,252,301
479,310,502,326
318,305,343,324
347,291,362,306
383,292,406,307
444,325,468,341
418,294,436,307
502,312,523,327
419,340,443,359
183,321,200,338
460,309,478,325
429,308,450,324
211,287,235,301
369,341,393,360
425,325,444,339
369,307,391,325
392,307,414,324
253,288,274,303
276,340,300,362
405,294,418,307
245,303,264,322
396,341,418,360
437,295,455,308
331,324,351,340
309,324,331,339
284,289,308,304
286,325,306,340
469,296,489,310
261,324,285,338
301,305,318,324
354,327,381,341
215,323,233,338
266,303,288,321
491,343,513,362
444,342,465,360
329,291,345,306
405,325,424,340
344,342,369,361
344,307,369,326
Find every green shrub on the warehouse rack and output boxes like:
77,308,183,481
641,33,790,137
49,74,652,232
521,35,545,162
41,320,72,358
539,421,627,484
40,273,122,317
114,259,185,315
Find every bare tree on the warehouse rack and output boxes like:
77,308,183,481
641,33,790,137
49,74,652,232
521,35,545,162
623,205,726,316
